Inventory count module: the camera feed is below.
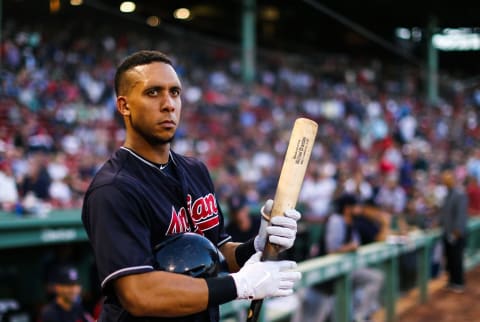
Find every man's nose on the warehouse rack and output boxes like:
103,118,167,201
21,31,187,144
160,93,176,111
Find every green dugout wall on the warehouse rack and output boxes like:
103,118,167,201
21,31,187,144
1,211,480,321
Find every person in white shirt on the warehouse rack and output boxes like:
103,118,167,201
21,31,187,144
300,165,336,219
375,174,406,215
0,162,19,211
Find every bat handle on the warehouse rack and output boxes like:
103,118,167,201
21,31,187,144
261,242,281,261
247,299,264,322
246,241,281,322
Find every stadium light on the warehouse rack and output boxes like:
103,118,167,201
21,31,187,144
395,28,411,40
174,8,191,20
120,1,136,13
260,6,280,21
433,28,480,51
50,0,60,13
146,16,161,27
395,27,422,42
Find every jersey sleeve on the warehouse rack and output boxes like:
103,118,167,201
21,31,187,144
83,183,155,291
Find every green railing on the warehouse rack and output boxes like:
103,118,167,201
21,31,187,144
220,218,480,322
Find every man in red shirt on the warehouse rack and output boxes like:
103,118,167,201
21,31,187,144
466,175,480,216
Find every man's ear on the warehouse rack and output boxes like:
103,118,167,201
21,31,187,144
117,97,130,116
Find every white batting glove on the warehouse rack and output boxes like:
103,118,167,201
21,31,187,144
231,252,301,300
254,199,301,253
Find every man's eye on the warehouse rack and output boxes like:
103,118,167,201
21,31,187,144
147,89,158,96
171,88,180,96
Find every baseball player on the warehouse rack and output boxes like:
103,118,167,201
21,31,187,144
81,50,302,322
40,266,94,322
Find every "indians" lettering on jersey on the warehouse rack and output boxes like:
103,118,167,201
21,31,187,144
166,193,220,235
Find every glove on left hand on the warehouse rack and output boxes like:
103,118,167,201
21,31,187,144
254,199,301,253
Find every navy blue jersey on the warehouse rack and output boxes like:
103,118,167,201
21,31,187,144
40,301,92,322
82,147,231,322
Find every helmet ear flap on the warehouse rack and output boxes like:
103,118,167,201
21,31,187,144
153,232,225,278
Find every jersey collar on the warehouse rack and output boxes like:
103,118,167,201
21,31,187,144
120,146,176,171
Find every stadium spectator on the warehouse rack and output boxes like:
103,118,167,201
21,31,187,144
465,175,480,216
438,168,468,293
349,195,391,246
18,154,51,201
466,148,480,183
343,169,373,203
299,164,337,219
375,173,407,216
294,194,384,322
328,195,384,321
225,193,260,243
0,160,19,212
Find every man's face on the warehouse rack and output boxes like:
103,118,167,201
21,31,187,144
386,177,397,189
344,204,361,220
118,62,182,145
55,283,81,305
441,170,455,187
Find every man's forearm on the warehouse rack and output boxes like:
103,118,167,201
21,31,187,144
115,271,209,317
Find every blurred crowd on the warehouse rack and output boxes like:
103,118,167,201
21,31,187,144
1,17,480,222
2,13,480,322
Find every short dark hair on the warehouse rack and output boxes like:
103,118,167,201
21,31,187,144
114,50,173,96
335,194,358,214
228,194,248,215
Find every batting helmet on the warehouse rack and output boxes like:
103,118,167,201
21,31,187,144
153,232,227,278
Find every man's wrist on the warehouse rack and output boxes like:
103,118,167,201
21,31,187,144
205,275,237,306
230,271,252,299
235,238,256,266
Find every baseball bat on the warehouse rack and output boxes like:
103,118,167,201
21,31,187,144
246,117,318,322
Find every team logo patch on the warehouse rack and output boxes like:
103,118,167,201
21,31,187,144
166,193,219,235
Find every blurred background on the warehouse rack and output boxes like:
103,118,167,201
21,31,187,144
1,0,480,321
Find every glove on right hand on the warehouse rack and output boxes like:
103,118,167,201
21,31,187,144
231,252,301,300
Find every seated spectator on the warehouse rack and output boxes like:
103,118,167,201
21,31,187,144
326,195,384,321
352,199,391,246
40,265,93,322
294,194,384,322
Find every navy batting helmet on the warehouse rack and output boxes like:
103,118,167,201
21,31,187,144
153,232,227,278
